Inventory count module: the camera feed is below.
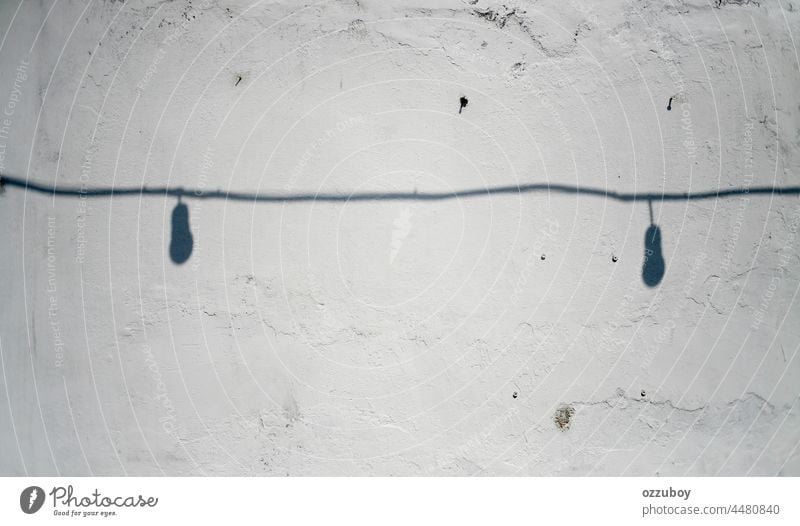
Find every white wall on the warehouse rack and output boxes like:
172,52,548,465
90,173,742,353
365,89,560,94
1,0,799,475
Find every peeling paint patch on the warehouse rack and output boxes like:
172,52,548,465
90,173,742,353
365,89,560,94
555,404,575,431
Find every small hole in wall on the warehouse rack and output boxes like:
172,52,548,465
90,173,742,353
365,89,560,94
512,391,518,399
540,254,546,261
459,96,469,114
612,254,618,263
641,390,646,398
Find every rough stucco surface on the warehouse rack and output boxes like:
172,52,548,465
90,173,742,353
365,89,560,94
0,0,799,476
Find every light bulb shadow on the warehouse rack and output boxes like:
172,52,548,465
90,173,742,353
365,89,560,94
169,200,193,265
642,223,665,287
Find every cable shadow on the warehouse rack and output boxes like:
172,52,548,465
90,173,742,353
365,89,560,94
2,175,799,203
3,175,797,279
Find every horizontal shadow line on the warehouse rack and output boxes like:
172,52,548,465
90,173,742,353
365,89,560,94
2,175,799,203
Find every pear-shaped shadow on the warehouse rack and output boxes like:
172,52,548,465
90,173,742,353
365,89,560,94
642,224,665,287
169,201,193,265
